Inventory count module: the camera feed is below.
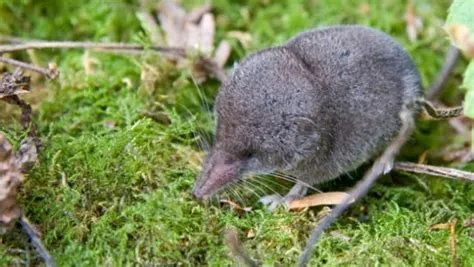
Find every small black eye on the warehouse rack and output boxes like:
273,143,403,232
242,150,254,158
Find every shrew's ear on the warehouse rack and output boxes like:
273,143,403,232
294,117,320,154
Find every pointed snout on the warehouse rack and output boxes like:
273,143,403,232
191,175,210,201
191,183,209,201
192,150,241,201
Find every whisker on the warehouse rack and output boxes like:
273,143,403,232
188,75,216,150
212,179,246,206
231,181,254,206
241,178,270,198
180,106,211,151
220,185,238,204
273,172,322,193
227,181,247,204
236,183,263,204
252,174,290,191
190,74,212,114
246,176,282,197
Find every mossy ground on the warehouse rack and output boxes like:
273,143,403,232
0,0,473,266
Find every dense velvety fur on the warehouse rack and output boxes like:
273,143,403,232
193,25,422,200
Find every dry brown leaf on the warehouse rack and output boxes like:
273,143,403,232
0,69,31,98
185,23,201,53
246,229,255,238
157,0,215,55
0,134,24,234
220,199,252,212
404,0,423,43
446,24,474,58
198,13,215,55
157,0,188,48
0,135,37,234
155,0,229,82
214,40,232,68
288,192,354,210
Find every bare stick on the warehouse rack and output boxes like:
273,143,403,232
0,57,57,79
19,214,55,267
298,107,415,267
0,41,185,56
425,44,460,101
394,161,474,182
0,34,39,44
0,40,227,82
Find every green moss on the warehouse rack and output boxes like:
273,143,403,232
0,0,472,265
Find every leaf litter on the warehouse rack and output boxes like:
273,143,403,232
0,66,54,265
153,0,231,82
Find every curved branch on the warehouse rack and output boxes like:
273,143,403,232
298,107,416,266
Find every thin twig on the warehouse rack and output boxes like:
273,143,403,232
0,57,56,79
298,107,416,267
19,214,55,267
0,35,39,44
425,44,461,101
394,162,474,182
0,40,227,83
0,41,185,56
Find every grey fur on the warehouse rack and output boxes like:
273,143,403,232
192,25,422,200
